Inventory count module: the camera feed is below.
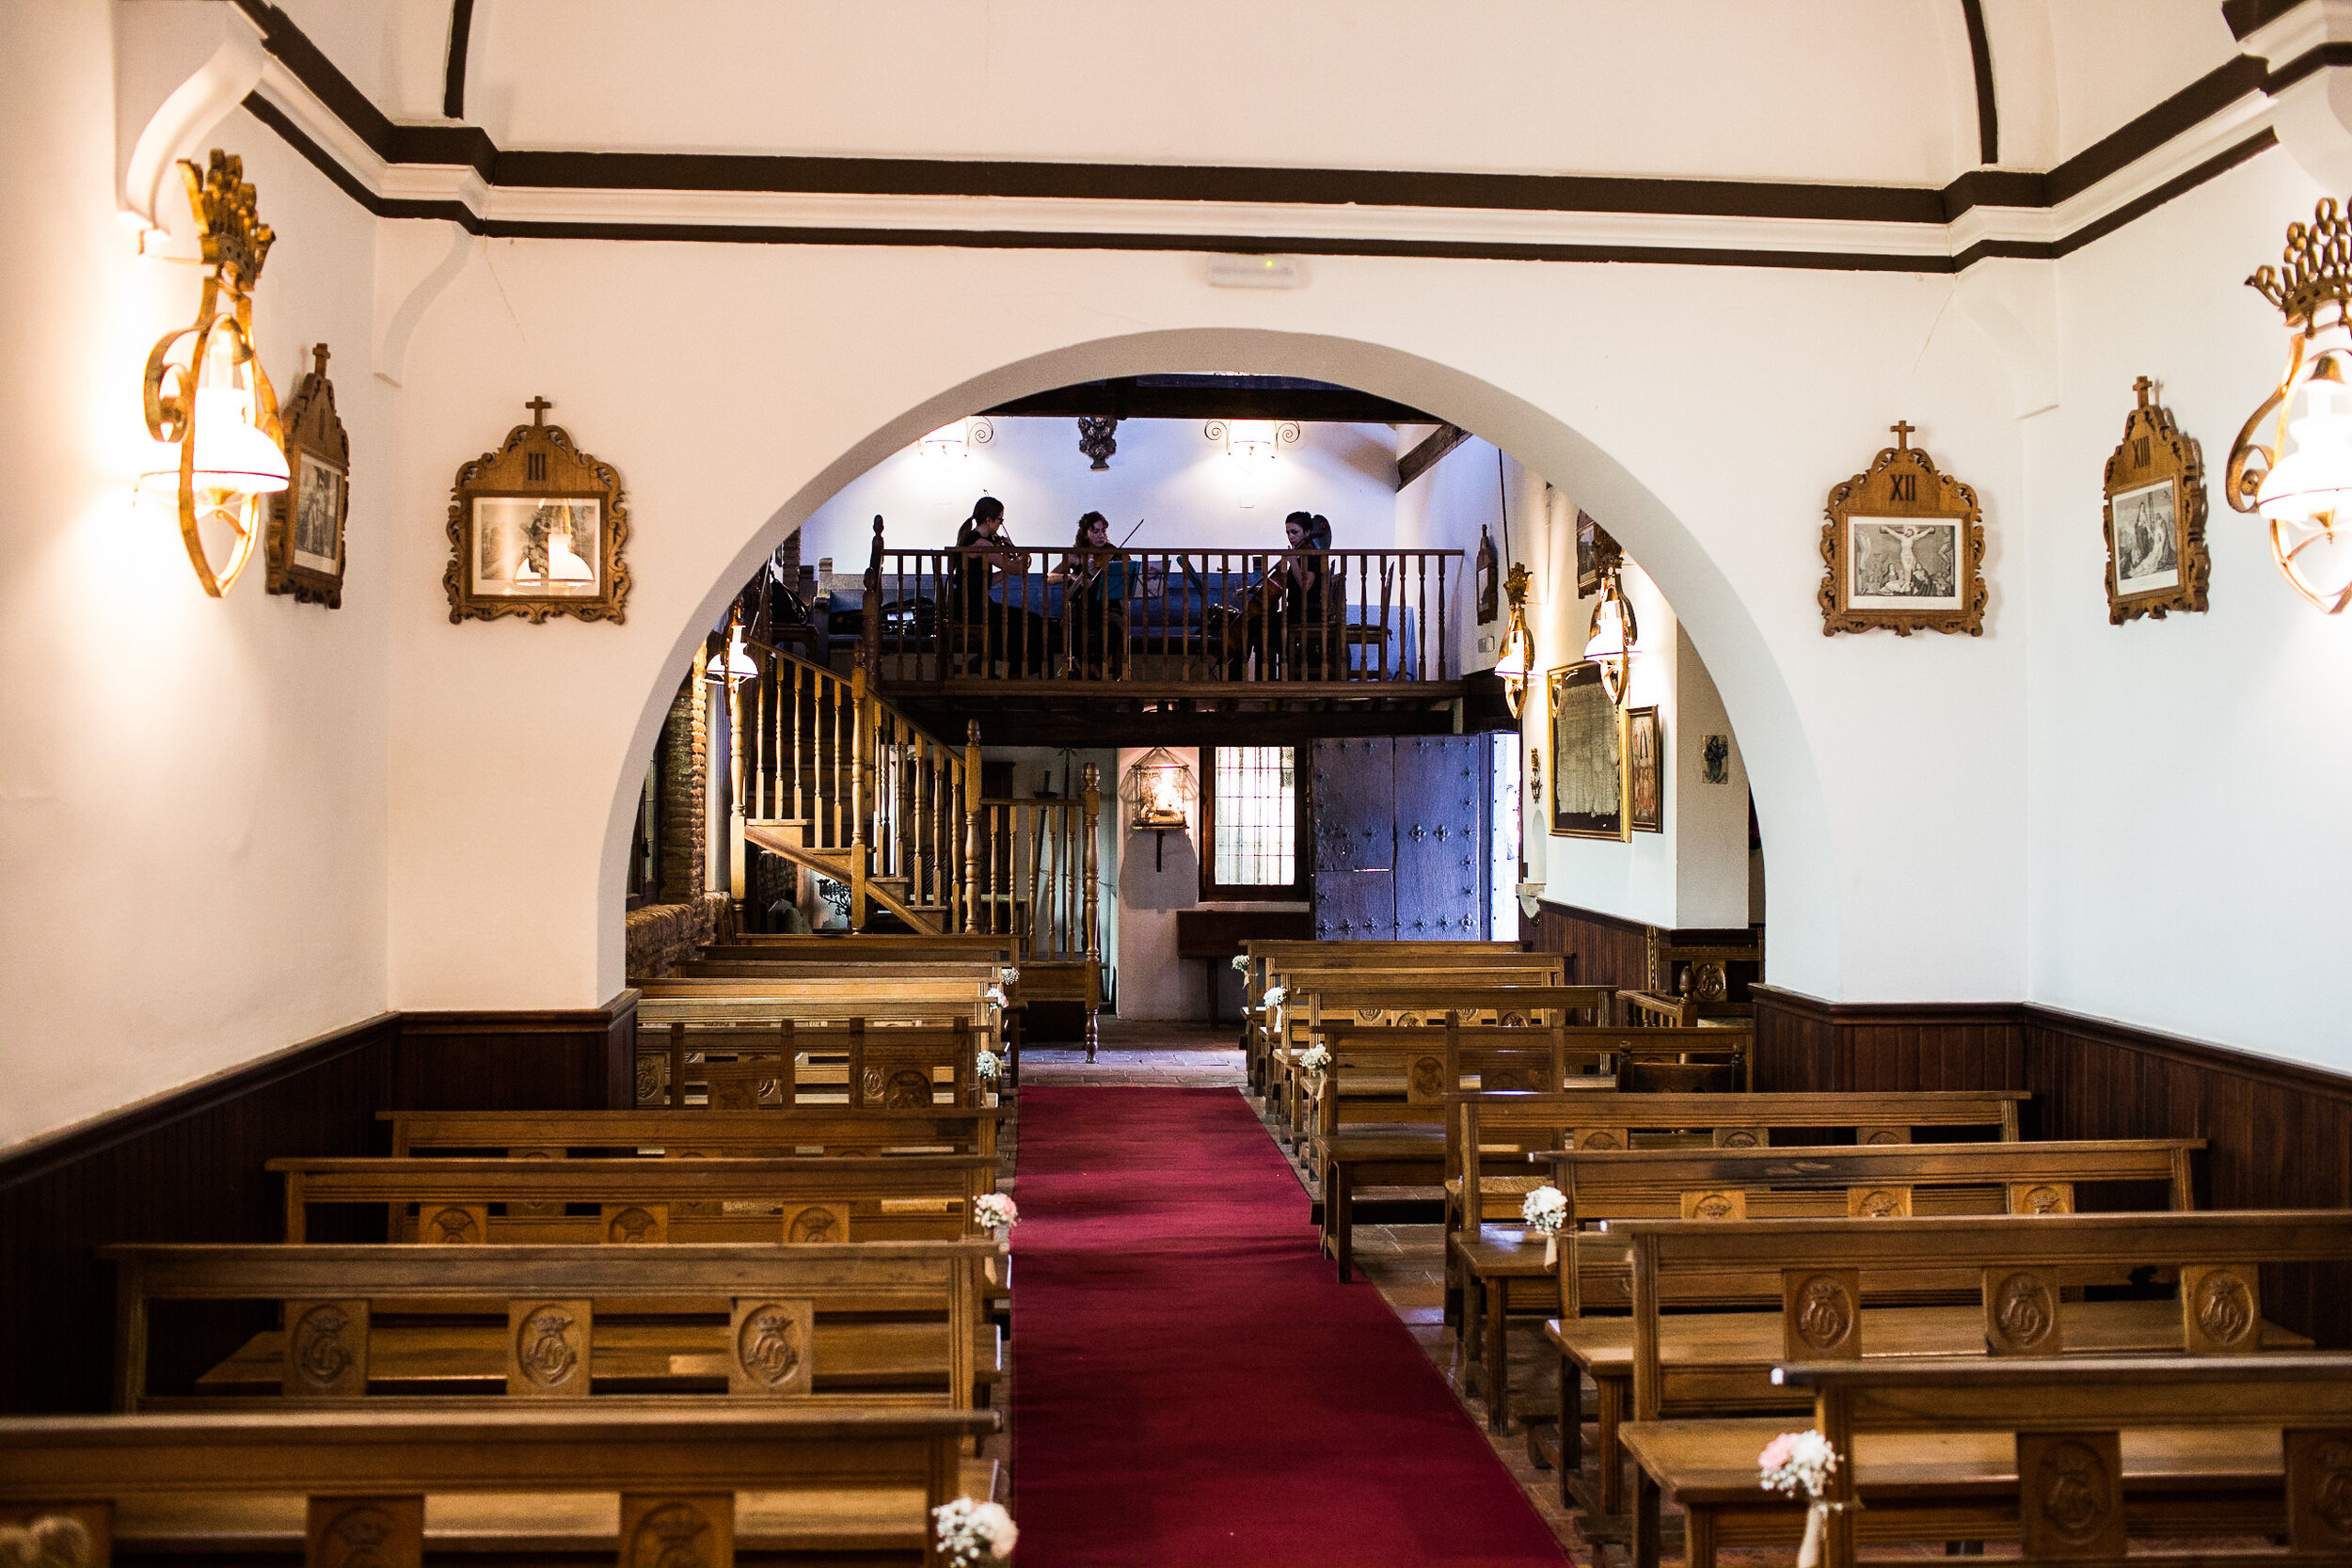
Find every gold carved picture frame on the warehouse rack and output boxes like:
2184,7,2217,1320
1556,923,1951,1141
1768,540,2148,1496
446,398,630,625
2102,375,2209,624
1820,421,1986,637
1628,705,1662,832
1548,661,1629,841
265,344,349,607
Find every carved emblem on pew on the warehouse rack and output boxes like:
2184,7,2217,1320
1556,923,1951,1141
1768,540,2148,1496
621,1497,732,1568
283,1301,372,1397
1847,1186,1913,1218
0,1511,97,1567
1784,1269,1860,1359
786,1203,850,1243
508,1301,590,1396
307,1497,423,1568
1986,1268,2061,1355
1574,1127,1624,1150
1679,1189,1746,1221
2183,1263,2260,1353
2010,1181,2074,1215
730,1298,815,1396
424,1205,485,1243
1407,1055,1446,1105
2021,1433,2124,1557
882,1069,932,1110
2287,1431,2352,1545
604,1204,667,1243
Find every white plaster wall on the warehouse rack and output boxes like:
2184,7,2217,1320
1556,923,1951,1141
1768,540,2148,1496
0,9,391,1148
2024,146,2352,1072
1672,625,1754,929
1392,431,1515,678
797,415,1401,570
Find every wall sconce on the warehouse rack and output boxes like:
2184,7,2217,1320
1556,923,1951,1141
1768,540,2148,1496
1584,567,1639,704
1491,562,1534,716
916,417,994,459
138,150,286,597
1120,746,1198,870
705,615,757,686
2229,198,2352,611
1205,419,1300,465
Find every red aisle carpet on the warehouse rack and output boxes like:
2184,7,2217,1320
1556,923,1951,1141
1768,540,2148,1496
1011,1086,1567,1567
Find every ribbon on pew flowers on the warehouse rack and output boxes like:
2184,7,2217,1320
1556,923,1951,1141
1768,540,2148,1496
1758,1428,1847,1568
932,1497,1018,1566
975,1193,1019,1284
1521,1183,1568,1266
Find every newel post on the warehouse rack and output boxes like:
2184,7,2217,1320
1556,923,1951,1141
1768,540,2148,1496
1081,763,1101,961
861,513,885,681
962,719,982,933
850,661,871,930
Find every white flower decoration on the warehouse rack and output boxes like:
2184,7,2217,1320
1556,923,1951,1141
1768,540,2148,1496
983,985,1009,1008
1758,1428,1838,1497
1520,1183,1568,1235
976,1050,1002,1081
1231,955,1250,973
1000,966,1020,984
933,1497,1019,1565
974,1193,1020,1233
1262,985,1287,1009
1296,1042,1330,1073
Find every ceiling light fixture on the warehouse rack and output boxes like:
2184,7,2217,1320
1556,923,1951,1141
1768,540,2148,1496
1492,562,1534,717
1584,567,1639,705
916,417,994,460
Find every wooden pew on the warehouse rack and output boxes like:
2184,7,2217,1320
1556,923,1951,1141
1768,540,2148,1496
675,960,1025,1080
1462,1137,2198,1441
629,1014,986,1110
0,1403,994,1565
1253,954,1567,1094
1175,908,1311,1024
1445,1087,2026,1339
381,1105,1010,1164
1614,989,1699,1028
1768,1354,2352,1568
269,1153,995,1244
1597,1210,2345,1567
109,1240,998,1414
716,932,1018,959
1271,977,1605,1135
1240,939,1530,1083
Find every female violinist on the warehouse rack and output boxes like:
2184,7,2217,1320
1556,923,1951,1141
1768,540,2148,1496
1224,512,1337,680
947,497,1030,673
1047,511,1132,677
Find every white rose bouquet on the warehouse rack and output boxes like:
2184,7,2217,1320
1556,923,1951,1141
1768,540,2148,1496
932,1497,1018,1566
1757,1429,1842,1566
974,1193,1019,1234
1520,1182,1568,1263
1232,955,1249,973
976,1049,1002,1082
1296,1042,1330,1073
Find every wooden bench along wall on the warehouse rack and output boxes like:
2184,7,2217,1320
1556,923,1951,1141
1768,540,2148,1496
107,1240,997,1415
0,1404,994,1567
269,1153,995,1245
1780,1354,2352,1568
1596,1210,2352,1566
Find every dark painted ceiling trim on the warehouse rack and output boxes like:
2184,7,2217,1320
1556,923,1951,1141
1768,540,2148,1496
1396,424,1472,488
982,378,1429,423
1960,0,1999,165
2224,0,2309,41
442,0,476,120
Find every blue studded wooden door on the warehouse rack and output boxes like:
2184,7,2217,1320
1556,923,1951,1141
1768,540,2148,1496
1310,736,1489,940
1394,735,1489,940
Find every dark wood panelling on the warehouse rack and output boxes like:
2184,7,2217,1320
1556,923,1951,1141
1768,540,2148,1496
393,991,639,1111
0,992,640,1413
1752,987,2352,1348
1518,898,1651,992
0,1014,399,1413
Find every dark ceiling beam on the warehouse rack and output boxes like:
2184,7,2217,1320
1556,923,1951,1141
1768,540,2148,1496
888,701,1466,748
1960,0,1999,166
441,0,475,120
981,378,1431,424
1395,422,1472,489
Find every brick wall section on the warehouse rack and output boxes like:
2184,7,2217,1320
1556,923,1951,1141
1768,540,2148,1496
657,672,706,904
625,890,735,981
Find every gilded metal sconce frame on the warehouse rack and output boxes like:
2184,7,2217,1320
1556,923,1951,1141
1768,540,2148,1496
142,150,280,597
1497,561,1534,717
2227,198,2352,612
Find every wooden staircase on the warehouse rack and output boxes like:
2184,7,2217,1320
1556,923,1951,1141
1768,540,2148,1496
722,643,1102,958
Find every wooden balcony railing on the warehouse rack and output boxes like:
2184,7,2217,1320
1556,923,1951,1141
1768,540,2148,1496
854,518,1462,690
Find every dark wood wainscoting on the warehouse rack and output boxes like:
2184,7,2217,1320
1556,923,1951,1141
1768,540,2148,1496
1518,899,1650,991
0,993,639,1413
1754,986,2352,1348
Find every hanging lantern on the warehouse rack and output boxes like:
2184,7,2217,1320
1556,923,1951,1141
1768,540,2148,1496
1493,562,1534,717
1121,747,1197,830
705,615,757,686
1584,568,1639,705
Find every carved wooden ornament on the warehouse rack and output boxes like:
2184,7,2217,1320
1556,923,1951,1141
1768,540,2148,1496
728,1297,815,1397
602,1203,670,1243
2018,1432,2126,1559
282,1299,369,1398
306,1496,423,1568
2181,1262,2262,1354
266,343,350,606
445,397,629,625
2102,375,2210,623
1820,422,1987,636
2285,1428,2352,1551
1782,1267,1862,1360
1982,1266,2063,1356
621,1494,734,1568
506,1298,592,1397
1678,1188,1747,1221
784,1203,850,1244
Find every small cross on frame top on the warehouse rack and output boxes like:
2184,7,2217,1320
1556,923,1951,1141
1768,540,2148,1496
311,342,330,377
525,395,553,425
1889,420,1916,449
2133,374,2155,408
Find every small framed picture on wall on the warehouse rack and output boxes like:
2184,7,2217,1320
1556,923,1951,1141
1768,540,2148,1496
1628,706,1662,832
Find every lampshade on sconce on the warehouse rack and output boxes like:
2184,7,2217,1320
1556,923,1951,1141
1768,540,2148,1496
1584,567,1639,705
705,616,757,686
916,417,994,460
2229,198,2352,612
1121,746,1197,829
1493,562,1534,716
139,150,285,597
